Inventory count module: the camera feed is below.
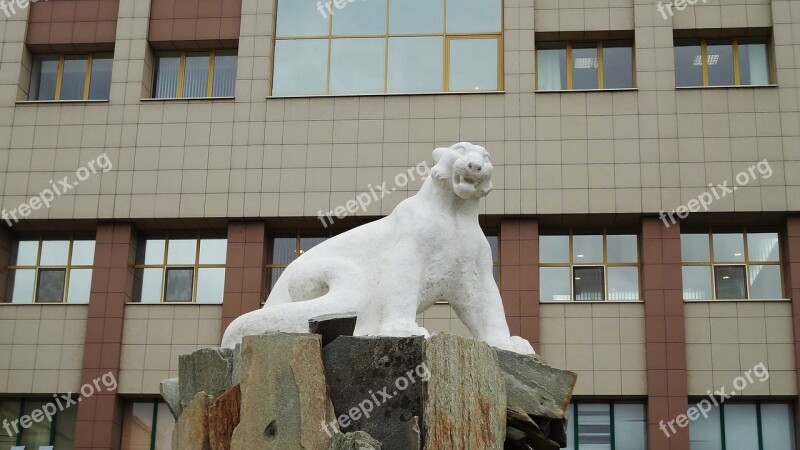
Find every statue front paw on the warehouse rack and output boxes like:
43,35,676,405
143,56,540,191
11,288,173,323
376,321,430,338
489,335,536,355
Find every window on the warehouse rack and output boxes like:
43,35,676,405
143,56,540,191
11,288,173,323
5,235,95,304
537,41,634,91
0,398,77,449
689,402,794,450
266,231,331,293
487,232,500,286
30,53,113,100
564,402,647,450
121,401,174,450
272,0,502,95
540,229,640,302
153,50,237,98
681,229,782,300
133,232,227,303
674,37,771,87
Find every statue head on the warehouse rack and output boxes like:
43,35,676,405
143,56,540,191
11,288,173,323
430,142,494,200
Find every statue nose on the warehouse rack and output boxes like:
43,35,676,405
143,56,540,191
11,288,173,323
468,162,483,172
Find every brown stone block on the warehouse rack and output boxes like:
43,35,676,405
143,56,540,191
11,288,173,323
647,370,668,396
500,239,520,265
242,242,263,267
175,0,200,18
220,0,241,17
665,343,686,369
52,0,77,21
196,18,222,41
646,342,667,369
645,317,666,343
501,220,520,240
664,317,685,343
225,242,245,267
49,22,74,43
75,0,100,21
244,222,264,243
208,385,240,450
224,267,243,292
95,20,117,44
667,370,687,396
519,293,539,317
501,265,521,290
29,1,53,21
227,222,247,243
97,0,119,20
198,0,222,17
502,291,520,317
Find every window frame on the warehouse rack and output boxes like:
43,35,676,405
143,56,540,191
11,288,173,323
121,399,175,450
30,53,112,101
566,400,648,450
535,40,636,91
674,37,772,88
265,230,334,299
6,234,95,304
133,232,227,304
539,228,641,302
270,0,504,96
688,400,794,450
1,397,77,448
680,227,783,301
152,50,236,99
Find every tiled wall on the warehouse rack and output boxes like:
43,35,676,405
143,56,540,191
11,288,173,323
148,0,241,47
26,0,119,49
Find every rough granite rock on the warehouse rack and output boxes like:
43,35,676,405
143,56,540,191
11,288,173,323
382,417,421,450
422,333,506,450
322,336,425,445
173,392,211,450
179,347,234,408
495,348,576,420
505,405,561,450
208,385,241,450
230,333,335,450
329,431,382,450
309,312,358,347
160,377,181,419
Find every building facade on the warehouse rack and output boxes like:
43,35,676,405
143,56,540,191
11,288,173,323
0,0,799,448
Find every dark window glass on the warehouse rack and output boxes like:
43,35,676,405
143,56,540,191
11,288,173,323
88,54,113,100
573,266,605,301
602,42,633,89
706,39,735,86
60,56,88,100
739,38,770,85
571,43,598,90
674,40,703,87
31,55,59,100
212,51,237,97
537,43,567,90
183,52,210,98
36,269,66,303
154,53,180,98
165,268,193,302
714,265,746,299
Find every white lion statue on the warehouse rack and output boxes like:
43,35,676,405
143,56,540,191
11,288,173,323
221,142,534,354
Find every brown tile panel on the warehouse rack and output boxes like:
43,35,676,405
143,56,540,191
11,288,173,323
75,222,136,450
149,0,241,48
26,0,119,52
221,221,265,333
500,219,539,348
783,216,800,442
642,217,689,450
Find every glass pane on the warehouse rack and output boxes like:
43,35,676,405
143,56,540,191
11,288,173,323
707,40,735,86
761,403,795,450
155,403,176,450
0,400,20,448
67,268,93,303
271,237,297,264
154,53,180,98
390,0,443,34
739,40,769,85
331,0,386,35
713,232,745,261
574,266,604,301
572,43,598,90
446,0,501,33
537,44,567,90
449,38,498,91
140,239,166,265
607,234,637,263
749,265,782,299
7,269,36,303
674,40,703,87
540,235,569,263
275,0,330,37
267,267,285,292
167,239,198,265
724,403,758,450
60,55,88,100
388,37,443,94
54,401,77,449
196,268,225,303
121,402,155,450
36,269,66,302
540,267,570,302
300,236,327,255
714,265,747,299
199,239,227,264
602,42,633,89
11,240,39,265
577,403,611,449
681,233,710,262
330,38,385,95
614,404,646,450
747,232,779,262
134,268,163,303
607,267,639,301
573,234,603,264
212,51,237,97
71,240,96,265
683,266,712,300
564,403,575,450
31,55,59,100
183,52,210,98
165,269,194,302
20,400,50,448
486,235,499,261
272,39,329,96
689,400,722,450
493,265,499,285
89,54,113,100
40,240,70,266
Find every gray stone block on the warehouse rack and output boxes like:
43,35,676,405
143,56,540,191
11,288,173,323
160,377,181,419
309,312,358,347
179,347,234,408
329,431,382,450
495,349,577,420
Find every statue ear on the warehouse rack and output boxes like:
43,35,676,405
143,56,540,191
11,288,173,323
432,147,449,162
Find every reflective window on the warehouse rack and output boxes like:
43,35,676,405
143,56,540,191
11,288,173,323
30,53,113,100
121,401,175,450
540,230,640,302
153,50,237,98
0,398,76,448
267,231,330,294
681,229,782,300
564,402,646,450
690,402,794,450
674,37,771,87
6,235,95,304
133,232,227,303
273,0,501,95
537,40,634,90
